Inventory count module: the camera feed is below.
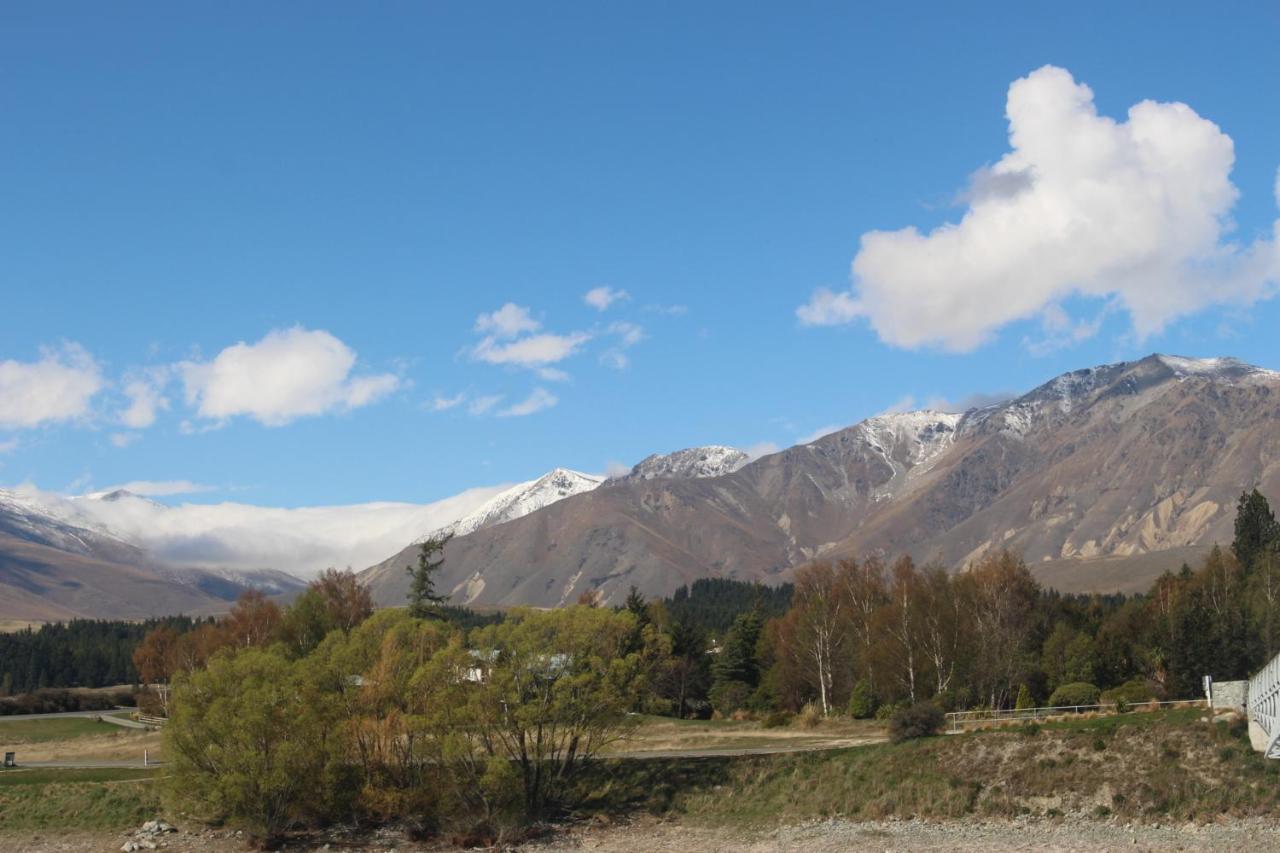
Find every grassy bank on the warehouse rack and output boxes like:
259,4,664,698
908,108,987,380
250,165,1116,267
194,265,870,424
0,768,159,831
583,708,1280,825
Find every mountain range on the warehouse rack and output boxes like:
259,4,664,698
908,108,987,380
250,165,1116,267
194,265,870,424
359,354,1280,608
3,353,1278,621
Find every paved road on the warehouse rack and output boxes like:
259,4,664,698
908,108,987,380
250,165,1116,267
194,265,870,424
0,708,151,729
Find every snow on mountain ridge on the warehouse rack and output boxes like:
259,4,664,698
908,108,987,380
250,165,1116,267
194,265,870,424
425,468,604,542
620,446,749,481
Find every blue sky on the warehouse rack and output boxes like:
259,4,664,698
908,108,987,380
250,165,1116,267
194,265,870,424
2,2,1278,507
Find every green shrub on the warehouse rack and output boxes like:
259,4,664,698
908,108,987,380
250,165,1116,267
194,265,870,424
1014,684,1035,710
888,702,945,743
1047,682,1100,709
875,701,907,721
761,710,793,729
846,678,877,719
1100,678,1156,707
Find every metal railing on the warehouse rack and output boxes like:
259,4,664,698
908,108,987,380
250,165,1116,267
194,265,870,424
945,699,1203,733
1248,652,1280,758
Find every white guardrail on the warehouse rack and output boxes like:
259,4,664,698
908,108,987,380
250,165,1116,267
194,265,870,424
945,699,1204,733
1248,653,1280,758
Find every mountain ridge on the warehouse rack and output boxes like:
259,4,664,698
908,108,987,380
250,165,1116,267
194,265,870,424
360,353,1280,608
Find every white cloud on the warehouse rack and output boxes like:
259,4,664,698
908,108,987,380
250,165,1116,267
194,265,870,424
119,367,171,428
599,321,645,370
110,432,140,448
10,481,512,578
536,367,571,382
584,286,630,311
427,393,465,412
96,479,216,497
608,321,645,347
468,394,504,416
0,437,18,454
645,303,688,316
744,441,780,461
0,343,104,429
498,387,558,417
475,303,540,338
797,424,843,444
472,332,592,368
599,351,629,370
798,65,1280,351
879,396,919,415
180,327,400,426
603,459,632,478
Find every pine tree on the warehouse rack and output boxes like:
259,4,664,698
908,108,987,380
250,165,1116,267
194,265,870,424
406,534,452,619
1234,489,1278,572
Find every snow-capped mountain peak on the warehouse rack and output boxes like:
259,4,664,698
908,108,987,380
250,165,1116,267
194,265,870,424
618,445,750,481
424,468,604,542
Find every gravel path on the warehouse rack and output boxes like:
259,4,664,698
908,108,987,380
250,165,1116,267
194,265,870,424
8,816,1280,852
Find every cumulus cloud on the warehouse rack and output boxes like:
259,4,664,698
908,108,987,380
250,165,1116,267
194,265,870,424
0,343,104,429
584,286,630,311
119,367,171,428
798,65,1280,351
498,387,557,417
110,432,140,448
475,303,540,338
0,437,18,454
180,327,400,426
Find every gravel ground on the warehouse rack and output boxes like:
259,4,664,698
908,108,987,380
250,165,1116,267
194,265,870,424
8,816,1280,852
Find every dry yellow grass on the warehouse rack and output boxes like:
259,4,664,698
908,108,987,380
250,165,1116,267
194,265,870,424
611,715,885,754
1,728,162,763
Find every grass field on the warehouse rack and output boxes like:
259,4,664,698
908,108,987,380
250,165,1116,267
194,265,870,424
0,716,125,744
0,767,159,832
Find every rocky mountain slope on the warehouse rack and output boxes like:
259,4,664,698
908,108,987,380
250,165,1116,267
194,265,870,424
361,354,1280,607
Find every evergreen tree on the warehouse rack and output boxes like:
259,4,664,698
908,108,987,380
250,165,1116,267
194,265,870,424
1233,489,1278,571
405,534,452,619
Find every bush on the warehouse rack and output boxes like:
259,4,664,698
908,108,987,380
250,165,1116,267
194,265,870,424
1100,678,1157,707
888,702,945,743
1014,684,1036,710
796,703,822,729
846,678,877,719
875,701,907,721
761,710,793,729
1047,682,1100,709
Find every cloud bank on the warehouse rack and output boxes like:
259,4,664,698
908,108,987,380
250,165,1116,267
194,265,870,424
12,482,511,577
798,65,1280,351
